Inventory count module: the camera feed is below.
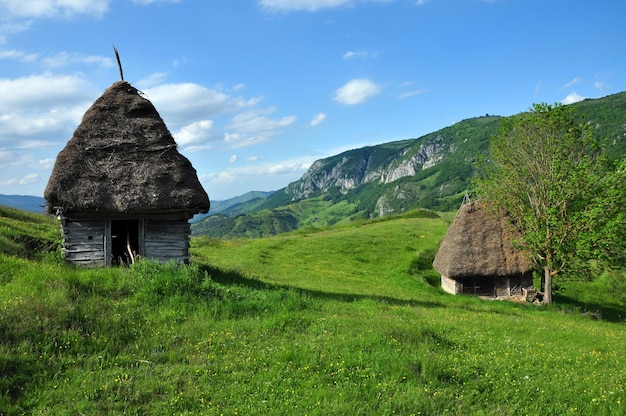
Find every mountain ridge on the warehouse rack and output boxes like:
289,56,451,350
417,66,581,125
192,91,626,238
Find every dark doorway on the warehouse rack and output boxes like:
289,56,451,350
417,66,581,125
460,277,495,296
111,220,139,266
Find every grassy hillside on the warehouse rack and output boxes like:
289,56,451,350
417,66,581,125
1,207,626,414
192,92,626,239
0,205,59,259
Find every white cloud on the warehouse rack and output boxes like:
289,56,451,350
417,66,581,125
137,72,168,88
259,0,394,12
34,158,55,169
0,178,17,186
594,81,606,91
199,154,319,199
563,77,582,89
202,171,236,185
398,89,427,99
144,83,259,129
221,106,297,148
0,49,39,62
41,51,112,69
0,172,41,186
0,0,111,19
309,112,327,126
259,0,352,12
333,78,382,105
229,154,238,163
0,21,32,44
561,92,586,105
233,83,246,90
0,73,96,146
342,50,377,59
18,173,39,185
174,120,215,147
0,73,95,112
228,107,296,134
224,131,278,149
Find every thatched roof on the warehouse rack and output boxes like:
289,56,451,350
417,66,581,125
45,81,209,216
433,202,532,278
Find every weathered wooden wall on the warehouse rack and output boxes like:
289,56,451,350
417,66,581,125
144,219,190,264
61,219,106,267
60,216,191,267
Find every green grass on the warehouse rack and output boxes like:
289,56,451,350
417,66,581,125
0,206,59,259
1,208,625,415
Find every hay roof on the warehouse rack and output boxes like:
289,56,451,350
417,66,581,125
433,202,531,278
45,81,209,215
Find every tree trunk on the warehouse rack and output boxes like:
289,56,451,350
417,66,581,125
543,265,553,304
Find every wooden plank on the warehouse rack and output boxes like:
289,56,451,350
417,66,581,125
71,259,106,267
144,239,186,246
62,220,107,266
64,243,104,251
144,241,188,250
145,247,187,256
66,251,105,261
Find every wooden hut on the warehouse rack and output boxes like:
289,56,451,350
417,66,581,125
44,81,210,267
432,201,534,297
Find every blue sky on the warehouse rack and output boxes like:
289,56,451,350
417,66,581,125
1,0,625,201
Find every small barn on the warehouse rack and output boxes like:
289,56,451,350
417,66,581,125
44,81,210,267
432,201,534,297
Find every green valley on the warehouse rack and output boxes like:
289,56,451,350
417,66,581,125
1,206,625,415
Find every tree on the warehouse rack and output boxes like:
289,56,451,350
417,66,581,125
475,103,623,304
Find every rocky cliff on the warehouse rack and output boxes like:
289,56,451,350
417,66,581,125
285,134,451,201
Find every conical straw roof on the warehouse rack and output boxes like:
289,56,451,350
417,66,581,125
433,202,532,278
45,81,209,215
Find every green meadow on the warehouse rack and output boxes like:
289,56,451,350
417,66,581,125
1,206,625,415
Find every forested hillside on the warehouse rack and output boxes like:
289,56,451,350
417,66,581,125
192,92,626,238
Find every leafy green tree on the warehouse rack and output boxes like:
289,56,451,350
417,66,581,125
475,103,624,304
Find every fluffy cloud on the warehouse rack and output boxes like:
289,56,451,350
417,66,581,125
229,107,296,134
0,73,96,146
174,120,215,147
137,72,168,88
333,78,382,105
0,49,39,62
41,51,112,69
0,0,111,19
224,131,278,149
0,73,95,112
309,113,327,126
561,92,586,105
145,83,259,129
222,108,296,148
198,152,321,199
0,21,32,44
18,173,39,185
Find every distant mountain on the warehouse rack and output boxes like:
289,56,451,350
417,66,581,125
191,191,274,223
193,92,626,238
0,194,46,213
